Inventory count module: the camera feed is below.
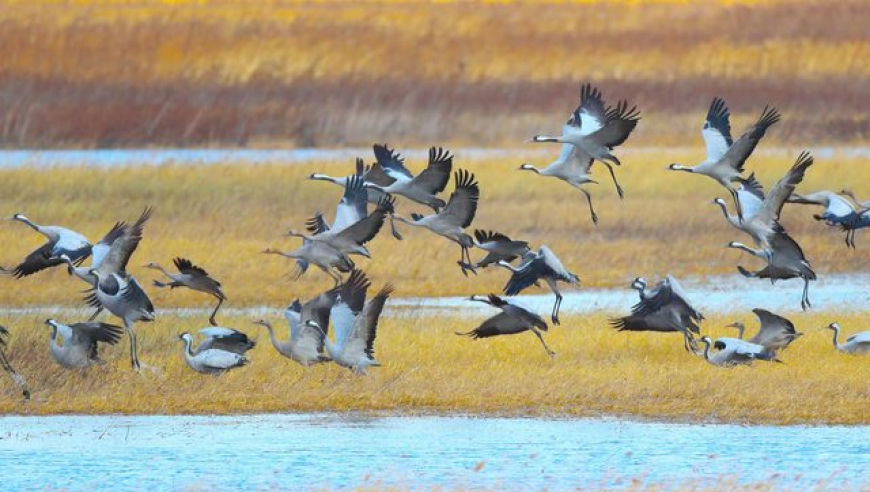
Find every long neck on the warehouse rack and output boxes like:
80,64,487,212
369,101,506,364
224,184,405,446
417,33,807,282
831,327,841,349
730,243,763,258
183,338,195,358
263,323,283,350
156,266,175,279
670,165,695,173
520,166,541,175
737,325,745,339
15,216,41,232
310,174,338,184
716,202,738,226
702,342,712,361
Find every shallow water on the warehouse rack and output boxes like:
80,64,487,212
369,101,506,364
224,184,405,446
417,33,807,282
0,146,867,168
0,274,867,322
0,413,866,492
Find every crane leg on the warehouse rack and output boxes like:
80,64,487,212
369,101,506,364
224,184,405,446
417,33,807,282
729,187,744,223
389,215,404,241
125,321,140,372
0,348,30,399
458,247,477,277
530,327,555,357
551,293,563,326
88,307,103,322
209,296,224,326
801,278,811,311
580,188,598,225
601,161,624,199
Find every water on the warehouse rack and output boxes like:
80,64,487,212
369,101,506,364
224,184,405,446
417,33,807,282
1,146,868,168
0,413,866,491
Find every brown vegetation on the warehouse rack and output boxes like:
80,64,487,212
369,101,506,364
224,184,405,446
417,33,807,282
1,1,869,148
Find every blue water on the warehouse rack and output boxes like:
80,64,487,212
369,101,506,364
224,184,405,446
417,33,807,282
0,414,867,491
0,146,867,168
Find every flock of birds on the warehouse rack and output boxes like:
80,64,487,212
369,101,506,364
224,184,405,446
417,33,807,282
2,83,870,401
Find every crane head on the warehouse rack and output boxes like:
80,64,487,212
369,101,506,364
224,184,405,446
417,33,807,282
7,213,27,222
826,322,840,331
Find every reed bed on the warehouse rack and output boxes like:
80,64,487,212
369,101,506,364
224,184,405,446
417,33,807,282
1,309,868,424
1,1,869,147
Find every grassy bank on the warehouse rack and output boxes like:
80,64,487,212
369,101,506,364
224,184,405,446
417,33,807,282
0,150,867,305
1,309,868,424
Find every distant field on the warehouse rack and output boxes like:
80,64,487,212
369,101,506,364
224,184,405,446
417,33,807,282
0,0,868,147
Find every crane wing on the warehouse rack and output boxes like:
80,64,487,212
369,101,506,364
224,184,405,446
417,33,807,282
409,147,453,195
589,100,641,149
720,106,780,173
573,83,607,136
343,284,392,359
1,242,64,278
702,97,733,162
756,151,814,226
372,143,412,181
439,170,479,229
98,207,153,274
332,174,368,233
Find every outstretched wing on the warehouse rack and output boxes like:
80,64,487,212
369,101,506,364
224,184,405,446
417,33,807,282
721,106,780,173
173,257,210,277
332,174,368,232
305,212,331,235
98,207,153,274
757,151,813,225
409,147,453,195
334,195,394,246
373,144,412,181
702,97,733,161
92,222,128,268
1,242,63,278
439,170,479,229
590,100,641,149
573,83,607,136
345,284,392,359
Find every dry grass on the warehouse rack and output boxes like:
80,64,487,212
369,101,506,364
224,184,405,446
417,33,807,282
1,309,869,424
1,1,869,147
0,149,866,304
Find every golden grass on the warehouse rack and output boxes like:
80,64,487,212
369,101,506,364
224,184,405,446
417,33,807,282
0,149,866,304
1,309,868,424
1,1,868,146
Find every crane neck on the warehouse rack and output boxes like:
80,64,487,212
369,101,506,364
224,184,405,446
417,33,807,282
702,340,712,361
831,327,841,350
183,337,195,358
15,216,40,232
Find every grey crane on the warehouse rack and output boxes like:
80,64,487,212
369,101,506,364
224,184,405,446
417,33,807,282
669,99,780,220
87,207,155,371
610,275,703,352
58,221,131,287
458,230,531,274
839,189,870,209
456,294,554,357
519,138,603,223
728,308,802,354
178,330,252,374
698,336,778,367
825,323,870,355
145,258,227,326
498,246,580,325
532,84,640,189
789,190,869,248
393,170,480,276
363,145,453,212
263,240,354,287
306,269,392,375
290,194,396,260
44,319,123,369
1,213,93,278
253,288,336,367
713,152,814,272
0,326,30,399
728,230,816,310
